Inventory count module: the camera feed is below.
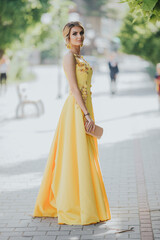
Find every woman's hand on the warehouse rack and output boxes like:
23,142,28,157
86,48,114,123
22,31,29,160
84,115,95,133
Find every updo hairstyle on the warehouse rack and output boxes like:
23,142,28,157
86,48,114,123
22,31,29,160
62,21,84,45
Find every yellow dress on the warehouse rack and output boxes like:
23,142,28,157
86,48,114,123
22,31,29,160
33,53,111,225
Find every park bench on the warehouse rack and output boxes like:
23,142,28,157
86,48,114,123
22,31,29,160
16,83,44,118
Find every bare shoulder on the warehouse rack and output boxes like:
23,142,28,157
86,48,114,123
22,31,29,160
63,51,76,68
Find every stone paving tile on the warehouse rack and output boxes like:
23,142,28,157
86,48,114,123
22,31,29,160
33,237,57,240
36,226,60,231
141,227,153,232
0,237,9,240
93,229,110,235
6,222,29,228
141,237,153,240
81,235,106,239
154,234,160,238
60,225,83,230
70,230,93,235
104,235,116,239
141,232,153,237
0,232,22,237
0,228,15,232
56,237,80,240
140,223,152,228
9,238,33,240
14,227,37,231
28,222,51,227
140,219,151,224
0,224,7,228
128,233,141,239
23,231,46,236
115,236,129,239
36,217,57,223
46,230,70,235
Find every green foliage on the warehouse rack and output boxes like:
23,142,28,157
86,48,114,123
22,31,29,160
0,0,50,51
121,0,160,22
1,0,71,82
118,13,160,64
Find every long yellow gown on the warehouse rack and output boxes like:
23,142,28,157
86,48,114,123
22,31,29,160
33,53,111,225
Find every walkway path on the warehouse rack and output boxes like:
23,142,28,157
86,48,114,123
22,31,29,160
0,55,160,240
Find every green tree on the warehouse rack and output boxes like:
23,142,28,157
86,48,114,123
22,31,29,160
1,0,72,83
0,0,50,53
121,0,160,22
118,13,160,64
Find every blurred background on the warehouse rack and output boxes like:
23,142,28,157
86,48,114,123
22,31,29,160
0,0,160,147
1,2,160,236
1,0,160,156
1,0,160,105
1,0,160,117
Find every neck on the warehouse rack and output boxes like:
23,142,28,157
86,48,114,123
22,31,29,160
70,46,81,55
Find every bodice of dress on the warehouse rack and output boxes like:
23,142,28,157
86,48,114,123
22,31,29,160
71,54,93,105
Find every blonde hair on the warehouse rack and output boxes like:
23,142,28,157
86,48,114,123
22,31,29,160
62,21,84,44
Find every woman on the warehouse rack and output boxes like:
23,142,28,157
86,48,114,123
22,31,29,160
33,21,111,225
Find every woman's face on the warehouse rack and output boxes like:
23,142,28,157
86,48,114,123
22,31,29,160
69,26,84,47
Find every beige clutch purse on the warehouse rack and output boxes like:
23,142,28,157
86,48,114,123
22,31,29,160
85,124,103,139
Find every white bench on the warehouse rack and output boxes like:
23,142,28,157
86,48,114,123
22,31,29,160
16,83,44,118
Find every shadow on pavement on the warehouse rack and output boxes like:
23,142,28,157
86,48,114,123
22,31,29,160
0,156,47,176
98,109,160,124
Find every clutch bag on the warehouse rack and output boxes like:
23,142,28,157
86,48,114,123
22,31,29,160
85,124,103,139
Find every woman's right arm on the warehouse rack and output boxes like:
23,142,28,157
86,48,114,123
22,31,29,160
63,52,95,132
63,52,88,115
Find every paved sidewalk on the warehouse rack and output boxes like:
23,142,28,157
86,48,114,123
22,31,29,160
0,55,160,240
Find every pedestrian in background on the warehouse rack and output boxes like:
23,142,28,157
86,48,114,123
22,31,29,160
0,54,8,93
154,63,160,110
108,52,119,94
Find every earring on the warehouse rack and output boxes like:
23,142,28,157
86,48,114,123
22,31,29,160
66,43,71,49
80,43,83,47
